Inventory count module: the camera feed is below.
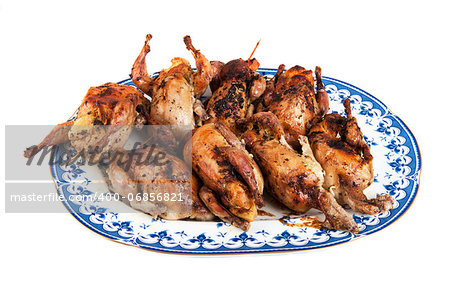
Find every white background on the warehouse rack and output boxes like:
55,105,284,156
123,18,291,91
1,1,449,300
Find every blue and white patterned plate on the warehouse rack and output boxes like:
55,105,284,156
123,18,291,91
50,68,421,254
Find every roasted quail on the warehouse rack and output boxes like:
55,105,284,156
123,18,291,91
132,34,213,134
104,144,214,221
259,65,329,149
308,99,394,215
185,121,264,230
241,112,359,232
205,56,266,133
24,82,150,159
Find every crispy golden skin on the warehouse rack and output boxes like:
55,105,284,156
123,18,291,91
24,82,150,158
261,65,329,149
186,122,264,230
308,99,394,214
241,112,359,233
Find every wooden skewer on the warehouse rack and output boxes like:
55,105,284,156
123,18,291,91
248,39,261,61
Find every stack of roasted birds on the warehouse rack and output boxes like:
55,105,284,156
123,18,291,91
25,34,394,233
